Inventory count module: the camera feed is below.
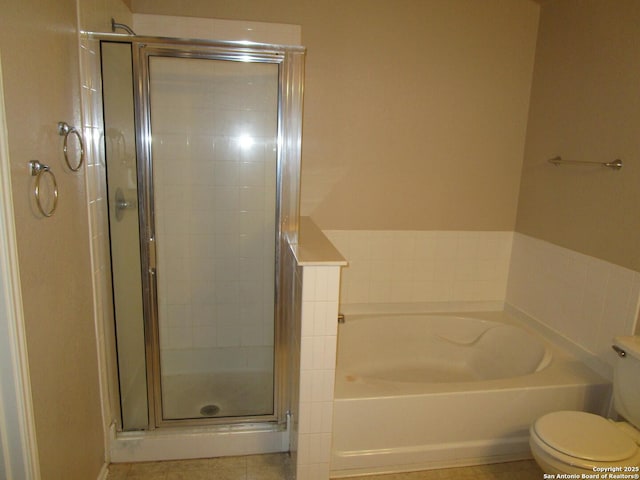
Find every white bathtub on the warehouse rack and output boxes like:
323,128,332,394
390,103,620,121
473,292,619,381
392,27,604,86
331,310,611,477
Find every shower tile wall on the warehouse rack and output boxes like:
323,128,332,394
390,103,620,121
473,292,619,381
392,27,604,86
79,35,121,432
151,59,278,376
324,230,513,305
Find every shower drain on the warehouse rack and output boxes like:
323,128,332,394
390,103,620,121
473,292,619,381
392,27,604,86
200,404,221,417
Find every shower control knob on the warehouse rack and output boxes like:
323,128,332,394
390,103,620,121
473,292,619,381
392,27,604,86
115,187,136,221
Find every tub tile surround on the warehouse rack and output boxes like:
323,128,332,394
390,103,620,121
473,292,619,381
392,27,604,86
325,229,640,376
507,233,640,378
324,230,513,305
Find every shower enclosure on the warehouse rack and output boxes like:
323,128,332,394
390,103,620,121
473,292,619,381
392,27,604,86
99,36,304,431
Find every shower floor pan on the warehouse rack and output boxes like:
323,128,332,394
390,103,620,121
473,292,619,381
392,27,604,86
161,370,274,420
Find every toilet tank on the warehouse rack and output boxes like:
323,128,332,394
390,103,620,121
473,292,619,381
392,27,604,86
613,336,640,429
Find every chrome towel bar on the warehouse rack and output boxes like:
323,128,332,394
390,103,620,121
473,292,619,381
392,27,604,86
548,156,623,170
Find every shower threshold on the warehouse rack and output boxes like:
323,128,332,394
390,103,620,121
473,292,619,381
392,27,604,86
110,420,288,463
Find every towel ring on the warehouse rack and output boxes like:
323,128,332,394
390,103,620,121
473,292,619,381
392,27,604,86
29,160,58,217
58,121,85,171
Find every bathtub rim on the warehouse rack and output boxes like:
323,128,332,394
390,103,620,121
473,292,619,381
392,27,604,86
335,306,609,400
338,312,553,385
339,301,612,381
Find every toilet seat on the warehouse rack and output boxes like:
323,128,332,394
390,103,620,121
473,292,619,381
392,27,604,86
531,411,640,469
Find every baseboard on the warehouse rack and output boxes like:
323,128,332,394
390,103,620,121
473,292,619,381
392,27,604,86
96,463,109,480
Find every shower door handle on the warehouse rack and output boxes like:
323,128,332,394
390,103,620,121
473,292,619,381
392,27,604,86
146,258,162,428
148,237,156,270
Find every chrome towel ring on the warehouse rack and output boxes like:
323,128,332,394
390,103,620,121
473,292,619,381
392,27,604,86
58,121,85,171
29,160,58,217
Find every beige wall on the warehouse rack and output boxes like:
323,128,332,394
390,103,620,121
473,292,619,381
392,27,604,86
0,0,129,478
516,0,640,272
131,0,540,231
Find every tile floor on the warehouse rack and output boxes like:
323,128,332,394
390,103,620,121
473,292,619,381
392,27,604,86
106,454,292,480
106,454,545,480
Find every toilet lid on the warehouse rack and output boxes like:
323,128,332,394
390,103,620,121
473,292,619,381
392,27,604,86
533,411,638,462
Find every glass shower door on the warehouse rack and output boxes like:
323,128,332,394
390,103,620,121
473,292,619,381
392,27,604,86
146,54,279,422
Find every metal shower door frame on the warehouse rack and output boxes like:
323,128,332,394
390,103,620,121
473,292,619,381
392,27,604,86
132,38,304,430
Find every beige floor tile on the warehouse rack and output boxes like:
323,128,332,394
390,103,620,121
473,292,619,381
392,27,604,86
210,455,248,469
246,453,292,480
351,475,403,480
246,453,291,469
247,470,287,480
166,470,218,480
109,463,132,473
208,456,248,480
205,470,247,480
490,461,531,473
476,474,507,480
107,454,544,480
375,473,399,478
106,472,129,480
437,466,476,478
128,461,169,474
164,458,214,472
511,470,545,480
127,473,168,480
358,471,445,480
107,463,131,480
400,471,445,480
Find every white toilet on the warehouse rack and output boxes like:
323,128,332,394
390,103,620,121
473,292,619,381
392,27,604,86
530,336,640,473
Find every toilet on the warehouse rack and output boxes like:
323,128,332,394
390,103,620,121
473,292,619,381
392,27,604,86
530,336,640,474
